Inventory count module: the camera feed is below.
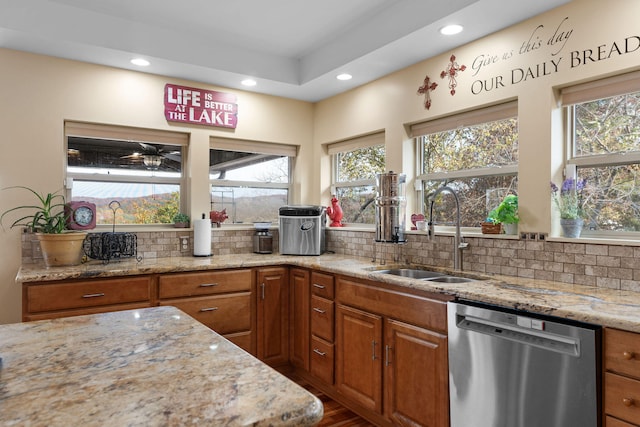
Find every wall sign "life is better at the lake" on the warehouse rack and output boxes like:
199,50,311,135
164,83,238,129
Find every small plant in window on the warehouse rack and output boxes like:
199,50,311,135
487,194,519,225
550,178,586,219
172,212,190,228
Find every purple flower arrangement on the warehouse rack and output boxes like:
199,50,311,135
550,178,586,219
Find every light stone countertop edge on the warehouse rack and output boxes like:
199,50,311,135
16,253,640,333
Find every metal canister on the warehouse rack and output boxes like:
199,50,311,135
375,171,407,243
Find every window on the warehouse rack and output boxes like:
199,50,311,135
413,102,518,228
563,71,640,234
329,132,386,225
65,122,188,226
209,137,296,224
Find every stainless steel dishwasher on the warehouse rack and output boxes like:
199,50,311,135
448,300,601,427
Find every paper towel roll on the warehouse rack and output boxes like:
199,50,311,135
193,218,212,257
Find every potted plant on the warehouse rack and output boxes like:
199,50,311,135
172,212,190,228
487,194,520,234
0,186,87,267
551,178,586,238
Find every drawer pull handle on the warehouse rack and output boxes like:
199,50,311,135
623,397,635,407
313,284,326,289
623,351,635,360
82,293,105,298
199,307,219,312
372,340,378,360
313,348,326,357
199,283,219,288
313,307,326,314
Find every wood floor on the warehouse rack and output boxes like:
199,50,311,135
293,377,376,427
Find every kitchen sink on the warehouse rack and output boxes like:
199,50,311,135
374,268,446,279
426,276,475,283
374,268,476,283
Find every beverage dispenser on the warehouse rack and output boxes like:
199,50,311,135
375,171,407,243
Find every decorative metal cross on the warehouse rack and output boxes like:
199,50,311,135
440,54,466,96
417,75,438,110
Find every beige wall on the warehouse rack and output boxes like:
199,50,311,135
2,0,639,324
314,0,640,222
0,49,314,324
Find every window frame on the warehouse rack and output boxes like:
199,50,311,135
328,132,386,227
562,70,640,238
209,137,296,225
413,102,519,229
64,121,189,228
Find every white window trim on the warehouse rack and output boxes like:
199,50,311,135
64,121,189,226
327,132,385,227
562,72,640,238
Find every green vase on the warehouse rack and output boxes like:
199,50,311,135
560,218,583,238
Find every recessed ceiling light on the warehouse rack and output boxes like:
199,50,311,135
241,78,257,87
440,24,463,35
336,73,352,81
130,58,150,67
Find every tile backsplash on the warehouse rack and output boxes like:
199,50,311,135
21,228,640,291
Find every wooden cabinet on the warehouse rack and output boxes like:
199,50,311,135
256,266,289,367
310,271,336,385
336,303,383,412
605,328,640,426
384,318,448,426
23,275,153,321
158,269,254,354
335,276,450,426
289,267,310,370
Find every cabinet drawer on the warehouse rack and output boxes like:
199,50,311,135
161,293,251,335
311,336,334,385
606,372,640,426
26,276,152,313
224,331,253,355
311,271,334,299
606,415,638,427
159,269,252,298
606,328,640,380
311,295,334,342
336,277,449,332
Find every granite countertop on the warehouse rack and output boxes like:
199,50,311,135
16,253,640,333
0,306,323,426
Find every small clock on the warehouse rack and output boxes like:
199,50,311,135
65,201,96,230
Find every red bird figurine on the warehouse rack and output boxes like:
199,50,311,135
326,195,344,227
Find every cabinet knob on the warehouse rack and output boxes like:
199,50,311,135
623,397,635,407
623,351,635,360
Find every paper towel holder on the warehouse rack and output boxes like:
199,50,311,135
193,213,212,257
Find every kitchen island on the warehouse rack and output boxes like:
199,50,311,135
0,305,323,426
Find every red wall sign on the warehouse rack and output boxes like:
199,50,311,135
164,84,238,129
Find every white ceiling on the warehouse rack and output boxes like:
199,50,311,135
0,0,570,102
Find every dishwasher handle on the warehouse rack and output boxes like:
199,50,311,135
456,314,581,357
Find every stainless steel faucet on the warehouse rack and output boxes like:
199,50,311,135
427,186,468,270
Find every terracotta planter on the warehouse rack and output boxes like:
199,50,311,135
36,232,87,267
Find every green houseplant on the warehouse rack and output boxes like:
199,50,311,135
172,212,190,228
487,194,519,234
1,186,87,267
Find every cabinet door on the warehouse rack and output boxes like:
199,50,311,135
385,318,449,427
336,304,382,413
256,267,289,366
289,267,310,370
